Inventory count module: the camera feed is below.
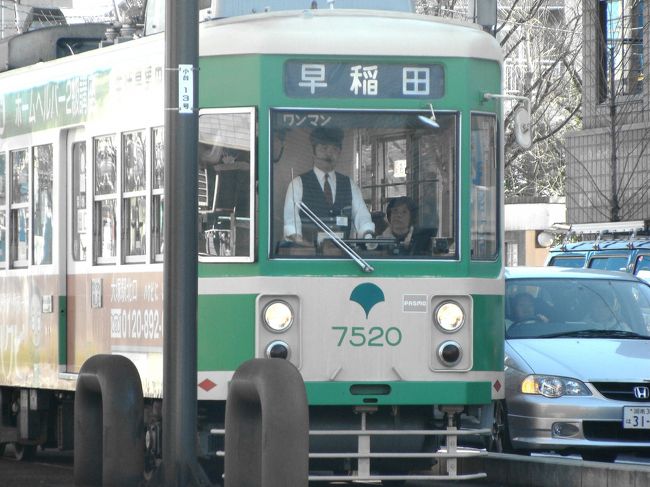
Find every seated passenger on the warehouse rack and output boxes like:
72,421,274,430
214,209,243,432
283,126,374,244
382,196,433,255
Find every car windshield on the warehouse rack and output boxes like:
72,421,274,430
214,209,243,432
505,278,650,339
269,109,458,260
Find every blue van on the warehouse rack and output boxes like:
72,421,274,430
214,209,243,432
544,222,650,283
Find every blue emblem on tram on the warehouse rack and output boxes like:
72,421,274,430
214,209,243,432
350,283,385,318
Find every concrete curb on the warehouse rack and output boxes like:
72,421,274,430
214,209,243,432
456,453,650,487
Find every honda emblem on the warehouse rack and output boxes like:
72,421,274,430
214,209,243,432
633,386,650,399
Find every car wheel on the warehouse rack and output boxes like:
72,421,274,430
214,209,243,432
581,450,617,462
484,400,513,453
13,443,37,461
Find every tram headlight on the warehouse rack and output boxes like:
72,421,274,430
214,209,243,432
262,300,294,332
437,340,462,366
434,301,465,332
265,340,290,360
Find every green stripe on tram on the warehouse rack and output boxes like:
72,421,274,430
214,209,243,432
305,381,492,406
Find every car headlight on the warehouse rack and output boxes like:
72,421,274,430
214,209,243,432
434,301,465,332
262,300,294,332
521,375,592,398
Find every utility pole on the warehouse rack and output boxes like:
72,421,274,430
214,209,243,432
162,0,210,486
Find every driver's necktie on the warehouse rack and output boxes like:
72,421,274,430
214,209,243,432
324,174,333,206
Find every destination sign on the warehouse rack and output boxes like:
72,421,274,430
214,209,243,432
284,61,444,99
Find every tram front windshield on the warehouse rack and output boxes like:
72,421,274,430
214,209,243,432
271,110,457,259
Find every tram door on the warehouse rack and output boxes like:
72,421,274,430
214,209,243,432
65,128,89,373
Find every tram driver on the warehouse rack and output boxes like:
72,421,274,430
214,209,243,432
283,126,374,245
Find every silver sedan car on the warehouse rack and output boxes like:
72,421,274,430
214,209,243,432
491,266,650,461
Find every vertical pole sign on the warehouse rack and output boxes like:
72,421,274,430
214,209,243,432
178,64,194,114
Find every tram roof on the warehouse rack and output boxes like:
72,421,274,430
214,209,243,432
0,9,501,85
198,9,503,62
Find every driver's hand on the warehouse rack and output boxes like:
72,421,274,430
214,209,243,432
286,234,309,246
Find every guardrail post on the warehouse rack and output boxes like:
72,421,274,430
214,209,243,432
74,354,144,487
225,358,308,487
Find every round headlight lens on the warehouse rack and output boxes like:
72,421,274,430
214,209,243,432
435,301,465,332
262,301,294,332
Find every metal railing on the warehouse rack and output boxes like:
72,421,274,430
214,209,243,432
212,410,490,482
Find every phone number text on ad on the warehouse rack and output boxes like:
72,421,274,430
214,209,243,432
111,308,163,340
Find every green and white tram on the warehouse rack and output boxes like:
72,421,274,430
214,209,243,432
0,0,506,481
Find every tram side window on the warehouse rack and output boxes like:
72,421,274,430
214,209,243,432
151,127,164,262
10,149,29,267
32,144,53,265
270,109,457,259
123,130,147,263
470,114,498,261
72,142,88,261
0,153,5,265
197,110,254,260
93,135,117,264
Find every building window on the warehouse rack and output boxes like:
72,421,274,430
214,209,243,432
505,241,519,266
599,0,644,100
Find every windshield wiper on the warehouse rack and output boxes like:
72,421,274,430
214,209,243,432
298,201,374,273
538,329,650,339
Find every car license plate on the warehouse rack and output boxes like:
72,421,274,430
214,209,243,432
623,406,650,429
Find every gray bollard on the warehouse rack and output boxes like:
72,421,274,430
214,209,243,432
74,354,144,487
224,358,309,487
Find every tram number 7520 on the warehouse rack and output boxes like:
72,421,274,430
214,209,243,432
331,326,402,347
